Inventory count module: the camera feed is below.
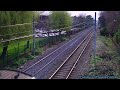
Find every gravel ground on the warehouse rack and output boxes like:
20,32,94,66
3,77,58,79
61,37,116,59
68,35,93,79
20,27,93,79
19,29,87,71
48,32,93,79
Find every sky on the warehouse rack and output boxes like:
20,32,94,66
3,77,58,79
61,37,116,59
68,11,100,20
41,11,100,20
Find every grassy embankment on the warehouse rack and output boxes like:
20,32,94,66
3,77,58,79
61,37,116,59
88,35,120,79
0,38,44,68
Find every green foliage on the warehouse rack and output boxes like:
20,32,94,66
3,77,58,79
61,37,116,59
0,11,11,40
114,26,120,45
98,15,106,28
13,58,27,67
49,11,72,31
100,27,109,36
33,11,40,22
0,11,34,60
85,15,94,27
90,55,103,65
11,54,34,68
35,48,43,55
0,11,34,40
98,11,120,37
88,35,120,78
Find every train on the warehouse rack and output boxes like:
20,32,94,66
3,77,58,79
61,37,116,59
0,69,35,79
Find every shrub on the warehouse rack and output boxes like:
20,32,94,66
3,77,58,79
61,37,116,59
100,27,109,36
114,30,120,45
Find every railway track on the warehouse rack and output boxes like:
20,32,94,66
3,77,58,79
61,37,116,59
21,27,94,78
48,31,93,79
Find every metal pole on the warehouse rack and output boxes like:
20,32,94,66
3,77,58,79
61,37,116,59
32,16,35,56
17,42,19,60
94,12,97,67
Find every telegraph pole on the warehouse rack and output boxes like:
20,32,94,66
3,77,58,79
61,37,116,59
93,12,97,67
32,15,36,56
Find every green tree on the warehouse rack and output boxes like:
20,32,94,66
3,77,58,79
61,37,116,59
114,25,120,45
85,15,94,27
49,11,72,31
73,15,86,28
98,14,106,28
0,11,34,60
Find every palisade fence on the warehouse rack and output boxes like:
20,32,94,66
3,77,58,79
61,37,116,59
0,17,92,68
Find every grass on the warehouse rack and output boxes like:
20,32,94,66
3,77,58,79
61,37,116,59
0,43,44,68
0,38,45,57
0,36,65,68
87,35,120,79
0,37,46,67
4,47,44,69
90,55,103,66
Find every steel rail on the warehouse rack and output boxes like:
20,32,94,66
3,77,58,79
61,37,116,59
23,27,92,74
49,31,93,79
66,32,93,79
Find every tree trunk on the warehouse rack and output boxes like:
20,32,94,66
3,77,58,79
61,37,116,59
27,40,29,48
0,41,9,61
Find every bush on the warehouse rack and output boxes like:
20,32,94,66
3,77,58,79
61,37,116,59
114,30,120,45
12,58,27,68
100,27,109,36
35,48,43,56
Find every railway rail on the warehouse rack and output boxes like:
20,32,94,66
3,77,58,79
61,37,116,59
21,27,94,79
49,31,93,79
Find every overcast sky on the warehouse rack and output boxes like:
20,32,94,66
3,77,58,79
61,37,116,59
68,11,100,20
41,11,100,20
